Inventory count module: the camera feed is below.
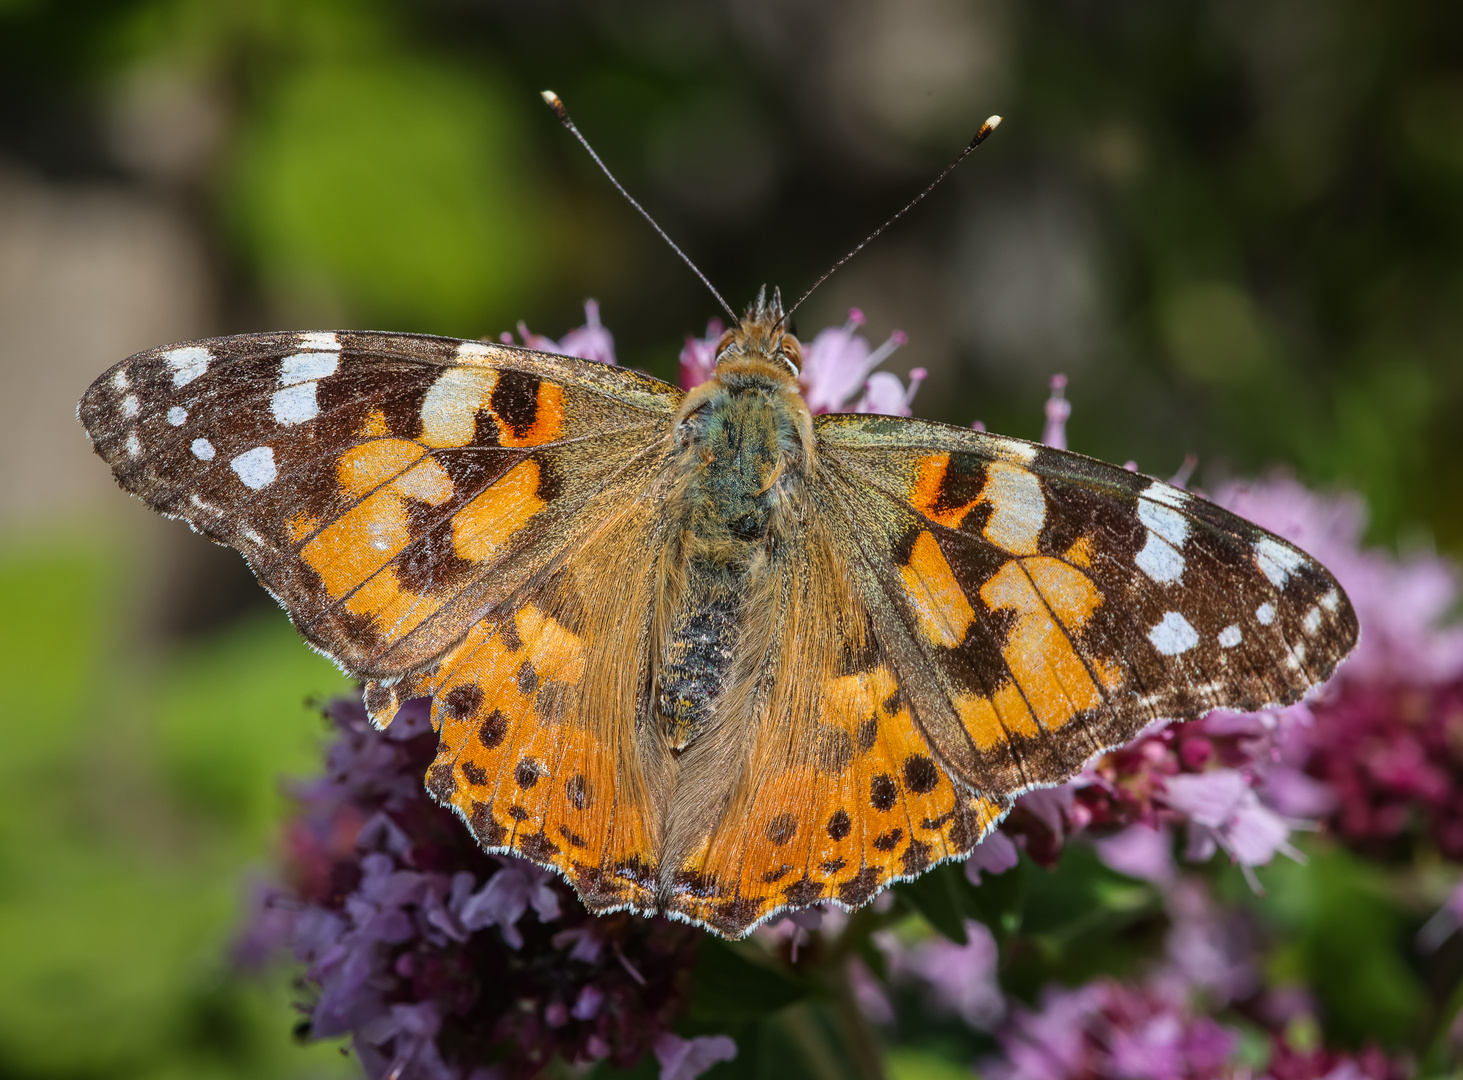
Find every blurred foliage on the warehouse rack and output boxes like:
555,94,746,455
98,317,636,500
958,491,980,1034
226,55,546,334
2,0,1459,547
1,0,1461,1076
0,535,351,1078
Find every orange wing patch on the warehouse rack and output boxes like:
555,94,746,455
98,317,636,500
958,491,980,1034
301,449,454,601
910,454,977,528
899,529,976,648
903,455,1126,752
908,453,1046,556
451,460,547,563
414,603,660,915
668,662,1004,935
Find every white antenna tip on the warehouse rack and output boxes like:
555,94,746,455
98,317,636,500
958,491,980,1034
540,90,569,122
986,115,1003,129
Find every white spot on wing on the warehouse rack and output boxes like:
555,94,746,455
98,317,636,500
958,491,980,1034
125,431,141,458
121,394,140,418
1138,497,1189,546
111,369,130,390
279,352,339,385
164,346,211,387
167,406,187,426
271,382,320,425
191,438,216,461
991,438,1039,464
420,367,497,447
456,341,494,362
1135,533,1186,583
1320,587,1340,612
981,462,1046,554
1134,492,1190,583
230,446,277,489
1254,536,1307,589
1144,482,1188,508
1218,624,1242,648
1303,607,1322,634
1256,602,1276,626
1149,611,1199,656
297,332,341,351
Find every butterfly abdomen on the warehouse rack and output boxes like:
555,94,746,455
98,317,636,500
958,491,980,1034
656,368,812,749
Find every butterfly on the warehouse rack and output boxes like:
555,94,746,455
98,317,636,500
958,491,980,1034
78,286,1358,938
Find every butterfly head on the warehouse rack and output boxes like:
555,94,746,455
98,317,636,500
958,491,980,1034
713,285,802,379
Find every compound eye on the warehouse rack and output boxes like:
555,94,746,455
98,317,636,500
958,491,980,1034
779,335,803,373
714,328,736,360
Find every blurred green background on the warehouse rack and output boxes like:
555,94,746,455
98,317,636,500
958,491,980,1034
0,0,1460,1076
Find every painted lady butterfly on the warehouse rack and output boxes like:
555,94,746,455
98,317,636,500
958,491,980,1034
79,285,1357,938
79,96,1356,937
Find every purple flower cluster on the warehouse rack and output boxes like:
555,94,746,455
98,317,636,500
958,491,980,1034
241,696,709,1080
1214,476,1463,862
925,377,1448,1080
517,299,927,411
981,978,1404,1080
504,299,617,366
982,979,1238,1080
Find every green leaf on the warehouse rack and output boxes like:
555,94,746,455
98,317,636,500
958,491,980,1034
896,862,970,944
886,1048,979,1080
1250,844,1426,1049
690,937,809,1023
964,857,1027,943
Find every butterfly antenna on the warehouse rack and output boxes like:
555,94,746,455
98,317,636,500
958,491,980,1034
779,115,1003,328
542,90,737,322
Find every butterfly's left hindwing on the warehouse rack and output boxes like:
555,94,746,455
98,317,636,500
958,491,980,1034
80,331,683,676
815,414,1359,797
383,477,677,919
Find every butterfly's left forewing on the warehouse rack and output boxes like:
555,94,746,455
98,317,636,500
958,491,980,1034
815,414,1359,798
80,331,682,676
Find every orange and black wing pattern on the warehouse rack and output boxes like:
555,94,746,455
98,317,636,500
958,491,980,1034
80,330,686,915
659,510,1006,937
383,481,676,919
815,414,1359,798
80,331,682,676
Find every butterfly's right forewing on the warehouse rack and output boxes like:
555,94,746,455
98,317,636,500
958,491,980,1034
815,414,1358,798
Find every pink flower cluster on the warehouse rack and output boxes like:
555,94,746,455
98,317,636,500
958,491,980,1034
982,978,1404,1080
983,979,1238,1080
893,375,1446,1080
1215,476,1463,861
